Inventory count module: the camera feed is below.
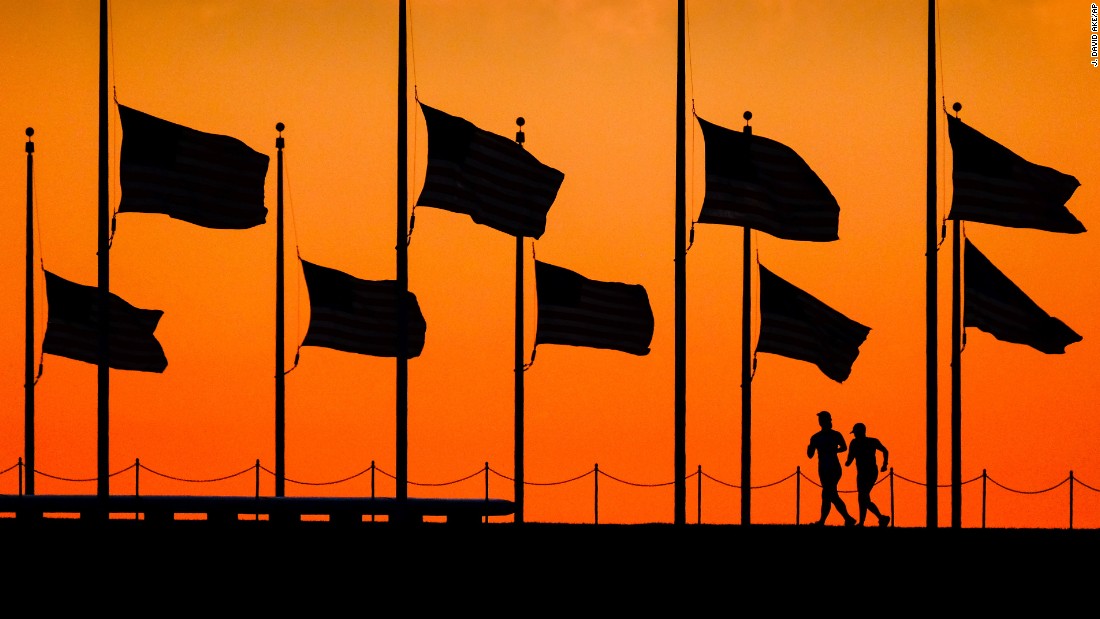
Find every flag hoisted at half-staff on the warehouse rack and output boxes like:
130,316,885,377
695,116,840,242
300,259,427,358
755,264,870,383
117,104,270,229
42,271,168,373
946,114,1083,234
533,260,654,356
416,102,565,239
963,240,1081,354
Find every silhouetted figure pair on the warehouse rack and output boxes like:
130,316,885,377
807,411,892,527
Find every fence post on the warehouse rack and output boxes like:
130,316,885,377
484,461,489,524
255,459,261,498
1069,470,1075,530
888,467,894,527
981,469,987,529
594,463,599,526
135,458,141,496
370,460,376,522
795,466,800,525
18,458,23,496
696,465,702,525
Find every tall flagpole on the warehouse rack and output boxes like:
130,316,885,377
674,0,687,527
925,0,939,529
741,115,753,526
275,122,286,498
515,119,526,525
950,101,963,528
98,0,111,500
396,0,410,507
25,127,36,497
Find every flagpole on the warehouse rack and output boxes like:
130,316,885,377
515,118,526,524
925,0,939,528
275,122,286,498
951,101,962,528
674,0,687,527
741,114,753,527
396,0,410,508
97,0,110,500
25,127,35,496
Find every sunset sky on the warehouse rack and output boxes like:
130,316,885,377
1,0,1097,527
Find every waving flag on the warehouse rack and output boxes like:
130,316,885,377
534,261,654,356
964,240,1081,354
43,271,167,373
947,114,1083,234
756,265,870,383
118,104,270,229
696,116,840,242
301,260,427,358
416,103,565,239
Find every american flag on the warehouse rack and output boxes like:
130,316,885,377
964,240,1081,354
696,115,840,242
534,260,653,356
756,264,870,383
42,271,168,373
416,103,565,239
300,260,426,358
118,104,269,230
947,114,1083,234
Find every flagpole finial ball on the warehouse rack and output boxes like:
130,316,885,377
743,111,752,121
25,127,33,137
276,122,285,133
516,117,525,127
952,102,962,113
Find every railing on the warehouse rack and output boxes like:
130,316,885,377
2,459,1098,528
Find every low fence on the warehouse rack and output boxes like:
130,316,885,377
2,458,1097,528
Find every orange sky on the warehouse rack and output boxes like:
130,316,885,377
1,0,1097,527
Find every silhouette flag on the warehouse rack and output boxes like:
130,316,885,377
416,102,565,239
301,260,427,358
118,104,270,229
696,116,840,242
533,261,654,356
946,114,1083,233
964,240,1081,354
756,265,870,383
42,271,168,373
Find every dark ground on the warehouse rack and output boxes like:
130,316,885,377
2,518,1094,610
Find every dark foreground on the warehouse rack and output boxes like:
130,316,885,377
2,518,1094,609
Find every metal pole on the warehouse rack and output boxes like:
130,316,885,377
982,468,987,529
396,0,410,508
951,218,962,529
97,0,111,501
594,463,599,525
889,467,895,527
275,123,286,497
674,0,687,526
696,465,702,524
796,465,801,525
925,0,939,529
514,120,526,525
741,117,753,527
25,128,35,497
484,461,489,524
1069,470,1075,530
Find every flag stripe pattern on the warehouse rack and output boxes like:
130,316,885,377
696,116,840,242
534,261,654,356
42,271,168,373
301,260,426,358
756,264,870,383
416,103,565,239
964,240,1081,354
947,114,1083,233
118,104,270,229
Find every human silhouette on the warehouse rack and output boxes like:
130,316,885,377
807,410,856,526
845,422,890,527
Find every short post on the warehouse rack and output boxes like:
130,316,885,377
255,459,261,498
594,463,599,525
370,460,376,522
1069,470,1075,530
484,461,490,524
888,467,894,527
981,469,987,529
795,466,801,525
696,465,702,525
134,458,140,520
18,458,24,496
